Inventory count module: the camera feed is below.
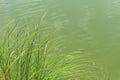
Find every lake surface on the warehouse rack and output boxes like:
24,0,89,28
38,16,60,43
1,0,120,79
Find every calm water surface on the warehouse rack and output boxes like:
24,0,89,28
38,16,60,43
1,0,120,79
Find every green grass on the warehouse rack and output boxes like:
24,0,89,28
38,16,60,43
0,18,106,80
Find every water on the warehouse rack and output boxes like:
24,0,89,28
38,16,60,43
1,0,120,79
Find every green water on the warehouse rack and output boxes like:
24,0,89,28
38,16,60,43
1,0,120,79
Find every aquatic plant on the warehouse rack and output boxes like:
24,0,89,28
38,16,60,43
0,18,106,80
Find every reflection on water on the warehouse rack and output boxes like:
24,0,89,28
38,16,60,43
0,0,120,79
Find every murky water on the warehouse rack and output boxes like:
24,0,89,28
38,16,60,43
1,0,120,79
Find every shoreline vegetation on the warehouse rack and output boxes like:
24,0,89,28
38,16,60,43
0,18,105,80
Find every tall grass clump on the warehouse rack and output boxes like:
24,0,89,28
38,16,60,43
0,18,106,80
